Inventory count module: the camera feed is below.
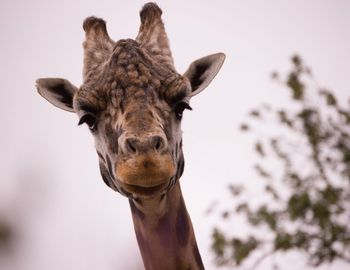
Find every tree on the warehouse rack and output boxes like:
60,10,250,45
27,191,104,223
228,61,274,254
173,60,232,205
211,56,350,269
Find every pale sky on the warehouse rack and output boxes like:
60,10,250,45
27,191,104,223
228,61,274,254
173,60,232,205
0,0,350,269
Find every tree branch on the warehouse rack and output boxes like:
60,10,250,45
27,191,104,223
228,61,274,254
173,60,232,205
250,250,274,270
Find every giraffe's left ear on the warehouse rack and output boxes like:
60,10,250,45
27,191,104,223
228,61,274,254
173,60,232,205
36,78,78,112
184,53,225,97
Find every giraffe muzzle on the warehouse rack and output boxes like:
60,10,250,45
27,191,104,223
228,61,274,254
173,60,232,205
116,152,175,190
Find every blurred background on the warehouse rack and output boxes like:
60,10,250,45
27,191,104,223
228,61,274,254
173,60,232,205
0,0,349,269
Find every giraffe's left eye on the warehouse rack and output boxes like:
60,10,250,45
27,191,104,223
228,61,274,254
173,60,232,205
174,102,192,120
78,114,98,131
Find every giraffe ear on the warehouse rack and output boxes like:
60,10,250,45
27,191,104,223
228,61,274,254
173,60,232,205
36,78,78,112
184,53,225,97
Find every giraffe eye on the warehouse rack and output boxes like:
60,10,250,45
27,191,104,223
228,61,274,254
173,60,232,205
78,114,98,131
174,102,192,120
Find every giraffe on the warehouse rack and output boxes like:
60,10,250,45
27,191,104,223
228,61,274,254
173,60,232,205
36,3,225,270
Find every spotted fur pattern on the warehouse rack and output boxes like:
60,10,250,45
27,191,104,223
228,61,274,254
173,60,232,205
75,36,190,197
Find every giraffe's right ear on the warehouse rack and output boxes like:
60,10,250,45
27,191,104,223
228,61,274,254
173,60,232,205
36,78,78,112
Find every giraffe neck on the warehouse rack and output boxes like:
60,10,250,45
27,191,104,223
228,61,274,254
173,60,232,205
129,182,204,270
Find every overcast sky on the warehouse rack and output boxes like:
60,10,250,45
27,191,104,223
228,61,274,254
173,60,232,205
1,0,350,269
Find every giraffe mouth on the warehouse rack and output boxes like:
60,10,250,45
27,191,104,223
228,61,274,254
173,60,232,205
121,182,169,196
116,153,176,188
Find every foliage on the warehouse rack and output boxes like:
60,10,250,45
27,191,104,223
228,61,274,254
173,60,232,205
211,56,350,269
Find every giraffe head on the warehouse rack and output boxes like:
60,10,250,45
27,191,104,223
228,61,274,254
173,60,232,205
36,3,225,199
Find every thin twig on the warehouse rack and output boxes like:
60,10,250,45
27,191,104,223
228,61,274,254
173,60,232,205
250,250,274,270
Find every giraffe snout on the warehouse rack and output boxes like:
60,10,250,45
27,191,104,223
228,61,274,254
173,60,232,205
116,133,175,191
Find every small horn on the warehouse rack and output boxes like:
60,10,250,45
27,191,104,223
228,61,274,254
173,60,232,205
82,17,115,82
136,3,175,71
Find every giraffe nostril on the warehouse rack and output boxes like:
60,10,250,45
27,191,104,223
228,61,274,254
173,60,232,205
123,135,166,154
152,136,165,152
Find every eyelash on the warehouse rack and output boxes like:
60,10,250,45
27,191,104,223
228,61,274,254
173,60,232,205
78,113,98,131
174,102,192,120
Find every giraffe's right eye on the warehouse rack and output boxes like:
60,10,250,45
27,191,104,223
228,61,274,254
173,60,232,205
78,114,98,131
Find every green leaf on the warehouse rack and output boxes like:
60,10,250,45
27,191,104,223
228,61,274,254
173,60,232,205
255,141,265,157
274,232,292,251
228,184,244,196
211,228,227,257
320,89,337,106
287,71,304,100
291,55,302,67
287,192,311,220
222,211,230,219
232,236,260,265
278,110,294,127
271,72,279,80
338,109,350,124
265,184,280,200
240,123,250,131
256,205,278,230
294,230,309,249
321,185,341,205
254,164,271,178
249,110,261,118
312,200,330,228
236,203,249,213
